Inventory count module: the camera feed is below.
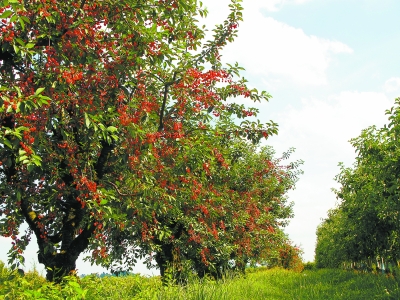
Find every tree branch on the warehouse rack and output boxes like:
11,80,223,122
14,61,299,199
106,181,143,197
158,72,180,132
94,140,115,180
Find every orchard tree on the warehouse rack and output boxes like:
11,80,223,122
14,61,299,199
315,208,352,268
0,0,279,281
272,239,304,272
316,98,400,270
198,143,301,276
119,136,303,280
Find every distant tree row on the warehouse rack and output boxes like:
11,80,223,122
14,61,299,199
316,98,400,272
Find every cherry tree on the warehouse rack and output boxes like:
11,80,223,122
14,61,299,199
0,0,283,281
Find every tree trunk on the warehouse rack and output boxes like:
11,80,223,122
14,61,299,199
42,252,78,282
154,222,185,283
35,219,96,282
155,243,173,281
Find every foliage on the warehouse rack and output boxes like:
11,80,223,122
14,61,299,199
0,0,298,283
316,98,400,270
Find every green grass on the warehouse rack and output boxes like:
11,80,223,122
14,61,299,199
1,261,400,299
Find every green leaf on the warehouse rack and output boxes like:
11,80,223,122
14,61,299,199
34,87,45,95
18,155,28,161
10,14,17,22
98,123,106,131
37,96,50,106
0,10,12,18
15,38,24,46
3,139,12,149
20,15,30,24
107,126,118,133
19,17,25,30
27,164,34,172
13,44,19,54
84,112,90,128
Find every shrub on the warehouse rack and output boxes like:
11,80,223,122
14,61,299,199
303,261,316,271
278,243,304,272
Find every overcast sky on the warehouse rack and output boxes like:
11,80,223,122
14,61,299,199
1,0,399,276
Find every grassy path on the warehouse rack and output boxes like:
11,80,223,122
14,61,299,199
155,268,400,300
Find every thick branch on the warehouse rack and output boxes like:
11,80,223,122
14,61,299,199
1,115,17,183
94,140,115,180
19,196,51,262
47,233,63,244
59,161,74,186
158,72,179,132
69,222,96,258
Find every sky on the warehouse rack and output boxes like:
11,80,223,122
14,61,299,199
204,0,400,263
1,0,400,276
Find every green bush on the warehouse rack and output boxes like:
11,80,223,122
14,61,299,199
303,261,316,271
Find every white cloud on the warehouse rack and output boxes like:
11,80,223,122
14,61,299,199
384,77,400,93
254,0,312,12
223,15,353,86
200,0,353,87
270,91,391,168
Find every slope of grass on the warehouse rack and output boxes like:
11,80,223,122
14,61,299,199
1,261,399,299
